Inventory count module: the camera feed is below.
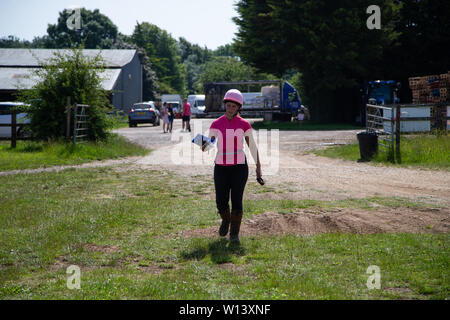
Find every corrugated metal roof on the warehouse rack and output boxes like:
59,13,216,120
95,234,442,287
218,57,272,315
101,69,122,90
0,49,137,68
0,67,121,91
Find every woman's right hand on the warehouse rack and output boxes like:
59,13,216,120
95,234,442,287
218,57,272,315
202,136,215,152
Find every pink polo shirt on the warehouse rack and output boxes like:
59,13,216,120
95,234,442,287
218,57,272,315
183,102,191,116
209,115,252,166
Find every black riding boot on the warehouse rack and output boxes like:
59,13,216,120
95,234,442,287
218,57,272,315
218,208,231,237
229,210,243,244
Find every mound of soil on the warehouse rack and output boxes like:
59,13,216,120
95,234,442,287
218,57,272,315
178,207,450,239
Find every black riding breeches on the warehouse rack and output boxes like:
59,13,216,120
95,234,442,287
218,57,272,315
214,161,249,212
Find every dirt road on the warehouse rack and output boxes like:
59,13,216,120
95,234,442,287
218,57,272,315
114,118,449,237
2,118,447,236
114,118,450,207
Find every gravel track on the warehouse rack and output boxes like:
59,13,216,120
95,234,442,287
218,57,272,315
3,118,449,236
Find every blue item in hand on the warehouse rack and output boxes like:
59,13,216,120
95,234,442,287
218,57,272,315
192,134,215,148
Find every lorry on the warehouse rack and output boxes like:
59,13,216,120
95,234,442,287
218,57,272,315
161,94,182,118
204,80,303,121
187,94,206,117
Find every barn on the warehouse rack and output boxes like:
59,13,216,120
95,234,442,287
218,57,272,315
0,48,142,112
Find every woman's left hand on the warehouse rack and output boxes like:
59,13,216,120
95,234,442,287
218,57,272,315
256,165,262,179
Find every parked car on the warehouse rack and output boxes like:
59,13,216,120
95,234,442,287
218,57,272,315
0,102,31,138
128,101,160,127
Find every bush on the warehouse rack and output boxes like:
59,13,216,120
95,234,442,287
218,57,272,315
20,47,111,141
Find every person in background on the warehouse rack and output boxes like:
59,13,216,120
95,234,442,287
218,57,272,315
168,103,174,133
162,102,170,133
297,108,305,127
182,98,191,132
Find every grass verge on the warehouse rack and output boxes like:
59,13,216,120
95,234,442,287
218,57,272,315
107,112,129,129
0,167,447,299
314,134,450,170
0,133,150,171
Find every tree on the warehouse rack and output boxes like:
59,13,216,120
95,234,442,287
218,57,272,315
183,54,206,94
196,56,276,92
46,8,118,49
393,0,450,76
233,0,401,123
197,56,247,85
383,0,450,102
178,37,212,94
0,36,32,48
178,37,211,64
213,44,238,58
132,22,186,95
114,34,159,101
19,48,111,141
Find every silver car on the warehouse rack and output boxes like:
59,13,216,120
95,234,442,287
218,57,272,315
0,102,30,138
128,102,160,127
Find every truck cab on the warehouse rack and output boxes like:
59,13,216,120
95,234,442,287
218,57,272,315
282,81,302,114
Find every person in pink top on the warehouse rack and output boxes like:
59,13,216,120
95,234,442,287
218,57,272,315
202,89,263,244
182,98,191,132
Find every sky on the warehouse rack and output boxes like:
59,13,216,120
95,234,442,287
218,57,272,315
0,0,240,50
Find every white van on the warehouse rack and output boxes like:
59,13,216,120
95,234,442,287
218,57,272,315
187,94,206,118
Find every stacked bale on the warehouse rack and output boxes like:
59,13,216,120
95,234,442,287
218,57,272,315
409,72,449,130
409,72,450,104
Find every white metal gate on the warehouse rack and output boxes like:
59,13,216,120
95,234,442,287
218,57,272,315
73,104,90,144
366,104,395,162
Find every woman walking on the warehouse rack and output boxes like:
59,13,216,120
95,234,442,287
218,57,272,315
203,89,263,244
297,109,304,127
168,103,175,133
162,102,170,133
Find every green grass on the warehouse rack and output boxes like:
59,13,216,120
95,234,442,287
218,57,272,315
314,134,450,170
0,133,150,171
106,113,129,129
252,120,364,131
0,167,448,299
393,134,450,168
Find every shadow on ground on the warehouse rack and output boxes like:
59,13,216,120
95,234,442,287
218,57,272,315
180,238,246,264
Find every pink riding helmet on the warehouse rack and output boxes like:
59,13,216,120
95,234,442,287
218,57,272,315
223,89,243,106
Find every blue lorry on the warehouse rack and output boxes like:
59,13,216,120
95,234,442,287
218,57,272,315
204,80,304,121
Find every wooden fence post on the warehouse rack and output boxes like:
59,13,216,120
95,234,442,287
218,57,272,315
11,109,17,149
395,105,401,164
